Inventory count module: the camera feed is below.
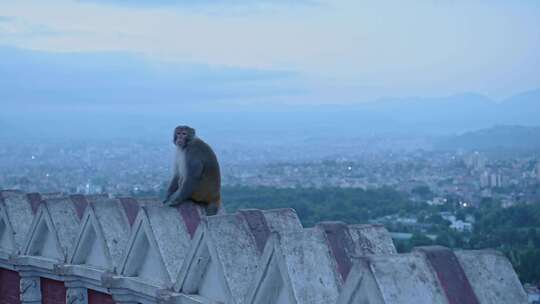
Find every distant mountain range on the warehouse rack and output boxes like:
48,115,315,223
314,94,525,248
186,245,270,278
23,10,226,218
345,89,540,134
2,88,539,141
206,88,540,137
207,88,540,137
435,125,540,151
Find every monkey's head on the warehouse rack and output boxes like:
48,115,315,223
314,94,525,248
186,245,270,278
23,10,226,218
173,125,196,148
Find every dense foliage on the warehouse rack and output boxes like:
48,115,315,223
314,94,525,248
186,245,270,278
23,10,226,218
222,185,421,227
469,199,540,284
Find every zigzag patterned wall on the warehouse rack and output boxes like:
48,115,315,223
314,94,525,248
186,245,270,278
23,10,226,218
0,190,528,304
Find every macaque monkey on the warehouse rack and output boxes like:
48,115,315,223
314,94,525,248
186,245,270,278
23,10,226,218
163,126,221,215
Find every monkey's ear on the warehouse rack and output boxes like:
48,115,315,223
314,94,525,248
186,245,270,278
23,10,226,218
173,129,178,144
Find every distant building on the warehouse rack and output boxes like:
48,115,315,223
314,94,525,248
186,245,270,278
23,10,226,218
394,216,418,225
480,188,492,198
502,199,518,208
76,182,103,194
441,212,473,232
480,170,504,188
450,220,473,232
464,152,487,171
427,197,447,206
480,171,490,188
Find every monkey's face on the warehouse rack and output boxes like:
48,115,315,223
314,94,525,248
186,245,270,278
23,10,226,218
174,126,195,148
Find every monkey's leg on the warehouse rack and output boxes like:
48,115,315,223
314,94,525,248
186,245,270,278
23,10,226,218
165,160,202,206
164,178,189,206
163,175,180,204
163,190,187,206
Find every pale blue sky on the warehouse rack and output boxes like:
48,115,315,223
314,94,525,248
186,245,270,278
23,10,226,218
1,0,539,106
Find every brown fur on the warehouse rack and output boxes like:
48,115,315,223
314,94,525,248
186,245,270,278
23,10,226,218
165,126,221,210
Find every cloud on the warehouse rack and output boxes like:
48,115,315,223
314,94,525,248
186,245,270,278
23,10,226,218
0,0,539,101
0,16,15,22
78,0,317,9
0,15,60,38
0,46,305,109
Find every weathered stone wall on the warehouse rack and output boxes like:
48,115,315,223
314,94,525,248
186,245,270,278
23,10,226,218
0,190,528,304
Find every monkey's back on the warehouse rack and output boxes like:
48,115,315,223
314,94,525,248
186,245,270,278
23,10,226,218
186,138,221,206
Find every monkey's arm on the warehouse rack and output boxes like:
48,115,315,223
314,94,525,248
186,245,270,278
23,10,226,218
166,159,203,206
164,175,179,200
